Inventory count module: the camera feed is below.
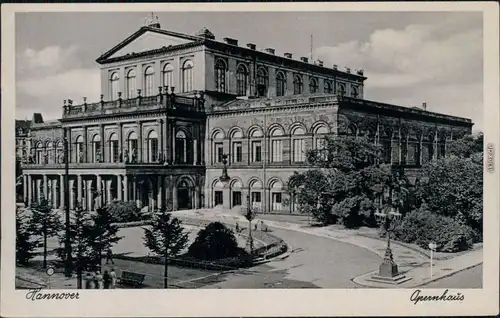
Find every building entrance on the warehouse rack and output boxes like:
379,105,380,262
177,188,191,210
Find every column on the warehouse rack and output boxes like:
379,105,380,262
96,175,102,207
162,119,168,161
157,176,163,211
59,174,64,209
27,175,32,206
172,183,178,211
69,179,75,210
83,126,88,163
118,123,123,161
194,187,200,209
193,139,198,166
43,175,48,200
52,179,57,209
123,175,128,201
171,121,176,164
132,178,137,202
106,180,112,204
23,175,28,204
117,175,122,201
100,124,105,158
77,175,82,207
165,177,172,211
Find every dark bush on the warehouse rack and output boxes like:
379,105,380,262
106,200,141,223
187,222,246,260
393,205,474,253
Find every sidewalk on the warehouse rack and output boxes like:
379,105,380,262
173,208,483,288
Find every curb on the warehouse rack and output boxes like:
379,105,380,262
416,262,483,287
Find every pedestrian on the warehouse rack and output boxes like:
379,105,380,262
103,270,111,289
94,271,103,289
260,220,264,231
110,268,117,289
235,222,239,233
85,272,93,289
254,223,258,231
105,248,115,265
88,272,96,289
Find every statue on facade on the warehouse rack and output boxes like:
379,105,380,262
119,151,123,163
79,151,84,163
158,152,164,163
131,149,137,163
96,149,101,163
43,153,48,164
59,152,65,163
124,149,129,163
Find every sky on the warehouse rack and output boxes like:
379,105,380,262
15,11,483,132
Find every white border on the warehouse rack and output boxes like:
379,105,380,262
2,2,499,317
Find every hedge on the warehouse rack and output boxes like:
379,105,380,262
393,206,475,253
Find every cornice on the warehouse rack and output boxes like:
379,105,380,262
207,102,337,119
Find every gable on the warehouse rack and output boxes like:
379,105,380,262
107,31,194,59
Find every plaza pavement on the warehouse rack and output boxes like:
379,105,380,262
16,207,483,289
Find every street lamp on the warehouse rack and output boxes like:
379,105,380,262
243,194,256,257
63,131,73,278
219,154,230,183
369,195,411,285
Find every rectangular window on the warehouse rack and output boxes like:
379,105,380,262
272,192,282,211
252,141,262,162
215,142,224,163
214,191,223,206
111,140,119,163
271,139,283,162
293,138,305,162
232,191,242,207
232,142,242,163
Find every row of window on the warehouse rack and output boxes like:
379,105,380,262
214,58,359,98
109,60,194,100
211,126,329,165
31,130,192,165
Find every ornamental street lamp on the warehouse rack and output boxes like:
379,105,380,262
243,194,256,257
369,194,412,285
219,154,230,183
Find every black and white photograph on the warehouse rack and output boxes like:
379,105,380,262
2,3,499,317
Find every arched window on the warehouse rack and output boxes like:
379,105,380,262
236,64,249,96
162,63,174,89
291,126,306,162
249,179,263,210
249,128,263,163
92,134,101,163
314,125,329,161
309,77,319,94
212,130,224,164
127,132,138,163
56,141,63,163
230,129,243,163
256,67,268,97
338,82,346,96
270,127,284,163
276,72,286,97
108,133,119,163
269,179,283,212
175,130,187,164
144,66,155,97
126,69,136,99
182,60,194,93
380,128,393,164
351,85,359,98
46,141,53,164
324,80,333,94
147,131,158,163
215,59,227,93
110,72,120,101
36,142,44,164
293,75,303,95
75,136,84,163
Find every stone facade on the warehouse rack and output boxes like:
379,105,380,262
20,23,473,214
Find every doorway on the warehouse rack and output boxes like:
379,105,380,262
177,188,191,210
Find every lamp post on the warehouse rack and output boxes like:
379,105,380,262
244,194,256,257
219,154,230,183
63,130,73,278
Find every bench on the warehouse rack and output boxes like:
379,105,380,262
118,271,146,288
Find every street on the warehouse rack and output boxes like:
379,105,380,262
421,264,483,289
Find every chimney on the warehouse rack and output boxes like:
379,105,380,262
300,57,309,63
345,67,351,73
223,37,238,46
284,52,293,59
265,48,275,55
422,102,427,111
246,43,256,50
333,64,338,70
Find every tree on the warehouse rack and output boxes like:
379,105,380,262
415,155,483,240
16,208,39,265
30,198,63,268
87,207,122,270
143,212,189,288
55,205,94,287
447,132,483,159
188,222,241,260
288,135,409,227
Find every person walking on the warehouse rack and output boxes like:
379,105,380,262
105,248,115,265
235,222,239,233
103,270,111,289
110,268,117,289
88,272,96,289
94,271,103,289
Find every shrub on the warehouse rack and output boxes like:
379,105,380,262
106,200,141,223
188,222,246,260
394,205,474,253
16,208,39,265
